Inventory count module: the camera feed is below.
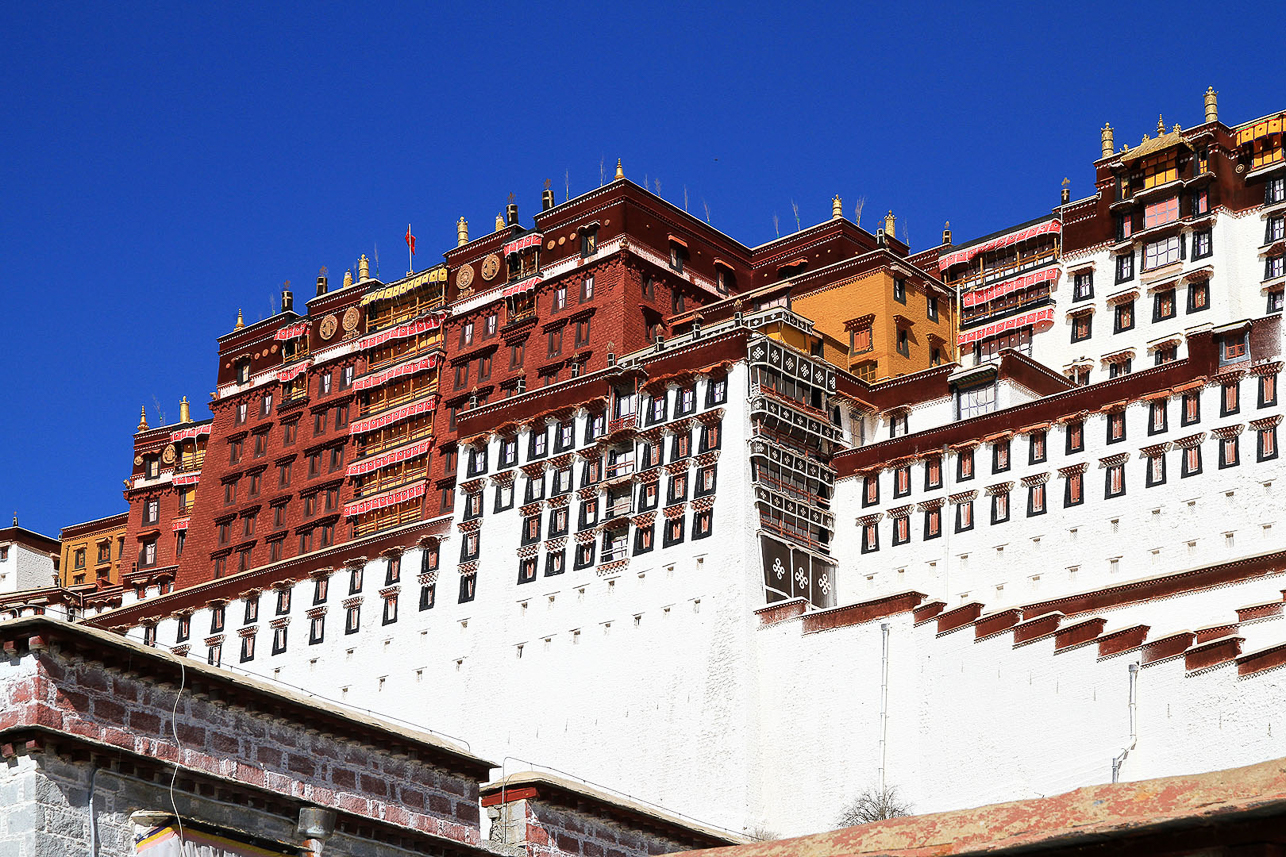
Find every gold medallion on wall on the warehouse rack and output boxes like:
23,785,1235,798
342,307,361,337
319,314,339,340
134,455,143,466
481,254,501,281
161,446,176,464
457,263,475,291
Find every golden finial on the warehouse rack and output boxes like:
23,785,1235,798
884,210,896,239
179,396,191,424
1205,87,1218,123
358,254,370,281
234,308,244,330
137,405,149,433
457,216,469,247
343,269,353,287
1157,114,1166,135
832,195,843,220
1173,123,1182,134
495,212,505,231
614,158,624,180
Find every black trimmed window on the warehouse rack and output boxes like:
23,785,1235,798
1219,436,1240,468
891,516,910,546
1073,270,1094,301
863,475,880,506
1066,420,1084,453
1181,445,1203,477
634,523,655,555
1149,400,1168,435
419,582,436,610
893,277,907,304
861,522,880,553
1258,426,1279,462
1106,411,1126,444
923,507,942,540
1113,300,1135,333
1064,472,1084,507
924,456,942,490
1221,382,1240,417
957,448,975,481
272,626,287,655
545,550,566,577
1071,312,1092,343
990,492,1010,524
1105,464,1126,498
459,532,480,562
309,614,324,644
893,466,911,498
1261,373,1279,408
494,483,514,513
240,634,255,663
458,574,476,603
1146,454,1166,487
1115,253,1134,284
1027,483,1046,516
573,542,595,569
1153,289,1176,322
954,501,973,533
344,604,360,635
693,509,714,540
992,440,1011,473
1192,229,1212,260
1029,431,1047,464
663,516,685,547
1181,391,1201,426
382,593,398,625
1188,281,1210,313
706,376,728,406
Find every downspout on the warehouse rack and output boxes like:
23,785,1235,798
1111,662,1139,782
878,622,890,794
87,764,99,857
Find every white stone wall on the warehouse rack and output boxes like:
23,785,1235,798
0,541,57,595
1038,205,1278,379
122,355,1286,840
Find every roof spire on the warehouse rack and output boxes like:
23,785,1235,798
614,158,624,180
234,308,244,330
1157,114,1166,135
137,405,149,433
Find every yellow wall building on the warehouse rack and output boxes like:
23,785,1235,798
59,512,128,587
793,267,955,382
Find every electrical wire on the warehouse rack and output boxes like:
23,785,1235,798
168,655,188,854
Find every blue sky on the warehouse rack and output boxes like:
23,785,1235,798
2,1,1280,537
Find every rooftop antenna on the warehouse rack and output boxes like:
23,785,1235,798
773,212,780,238
151,395,166,428
599,155,605,187
654,178,661,196
902,218,910,248
683,185,689,212
854,196,866,227
702,198,711,224
373,242,379,279
565,169,570,202
791,200,801,233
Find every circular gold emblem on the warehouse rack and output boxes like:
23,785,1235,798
342,307,361,333
457,264,475,290
134,455,144,466
320,314,338,340
162,446,176,464
546,239,555,250
481,254,501,281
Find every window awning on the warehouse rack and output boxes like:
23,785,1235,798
503,234,544,255
169,424,211,443
348,396,438,436
273,321,309,341
276,360,312,383
668,234,689,249
346,438,433,477
939,220,1061,271
173,472,201,487
957,307,1055,346
1236,116,1283,146
1102,349,1136,364
343,480,426,517
356,313,445,351
358,267,448,306
503,275,542,298
962,267,1061,308
171,517,190,532
353,354,439,391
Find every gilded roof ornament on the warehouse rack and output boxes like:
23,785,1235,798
343,269,353,287
615,158,624,180
137,405,149,433
234,308,244,330
1157,114,1166,135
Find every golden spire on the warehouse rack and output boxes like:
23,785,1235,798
1157,114,1166,135
1205,86,1218,123
495,212,504,231
884,210,896,239
234,308,244,330
832,195,843,220
343,268,353,287
137,405,149,433
179,396,191,423
358,254,370,281
457,216,469,247
614,158,624,180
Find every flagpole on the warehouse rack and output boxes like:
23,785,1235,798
407,223,413,276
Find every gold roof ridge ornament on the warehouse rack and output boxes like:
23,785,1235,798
179,396,191,424
615,158,624,180
234,308,244,330
343,269,353,288
137,405,149,433
1158,113,1166,135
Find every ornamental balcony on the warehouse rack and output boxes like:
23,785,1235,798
359,379,439,419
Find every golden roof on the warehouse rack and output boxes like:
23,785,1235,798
1119,128,1190,164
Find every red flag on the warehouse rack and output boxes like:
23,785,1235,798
405,226,416,256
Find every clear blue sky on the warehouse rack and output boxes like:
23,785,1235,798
2,1,1280,537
